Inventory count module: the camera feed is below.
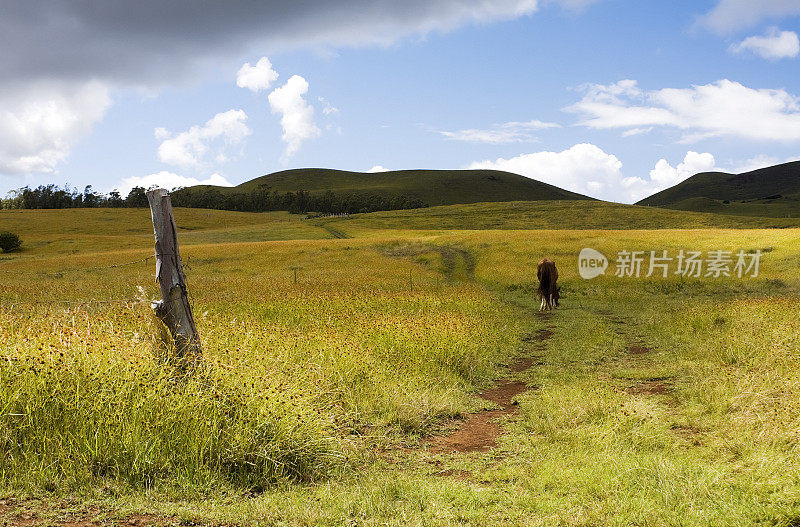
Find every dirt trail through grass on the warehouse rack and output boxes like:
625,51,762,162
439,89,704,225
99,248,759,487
0,498,184,527
424,316,554,453
423,303,683,463
595,307,703,450
320,223,351,239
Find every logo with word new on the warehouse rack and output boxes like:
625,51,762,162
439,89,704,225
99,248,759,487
578,248,608,279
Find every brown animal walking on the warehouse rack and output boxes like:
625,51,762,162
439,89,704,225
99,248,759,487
537,258,560,311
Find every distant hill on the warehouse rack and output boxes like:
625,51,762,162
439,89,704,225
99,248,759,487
637,160,800,218
173,168,593,213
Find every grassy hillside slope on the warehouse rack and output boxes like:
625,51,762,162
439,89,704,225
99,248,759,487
178,168,593,207
0,208,330,256
637,160,800,217
316,200,800,234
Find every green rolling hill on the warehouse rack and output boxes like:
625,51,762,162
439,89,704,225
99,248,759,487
174,168,593,209
637,160,800,218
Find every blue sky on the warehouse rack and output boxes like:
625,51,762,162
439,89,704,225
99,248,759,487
1,0,799,203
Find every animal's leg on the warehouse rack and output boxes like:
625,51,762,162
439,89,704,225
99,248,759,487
540,297,545,311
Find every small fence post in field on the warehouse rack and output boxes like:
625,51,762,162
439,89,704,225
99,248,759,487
289,265,302,284
147,188,202,365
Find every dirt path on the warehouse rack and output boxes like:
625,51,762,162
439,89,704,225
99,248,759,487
595,310,689,416
424,320,553,453
0,498,185,527
320,223,350,239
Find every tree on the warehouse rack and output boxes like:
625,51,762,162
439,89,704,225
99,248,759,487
125,186,149,207
107,190,124,207
83,185,99,207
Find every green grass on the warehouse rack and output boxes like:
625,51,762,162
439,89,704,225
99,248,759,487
316,200,800,233
0,208,330,256
656,194,800,219
3,207,800,525
179,168,592,206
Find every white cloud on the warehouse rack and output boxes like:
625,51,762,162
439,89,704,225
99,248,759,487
614,151,721,203
621,127,653,137
116,171,233,196
439,119,560,144
0,80,112,175
366,165,389,172
467,143,624,200
465,145,736,203
236,57,279,92
731,27,799,59
157,109,251,168
567,79,800,142
649,151,719,188
268,75,321,164
154,127,170,140
468,145,799,203
731,155,781,173
701,0,800,33
550,0,602,11
729,154,800,173
318,97,339,115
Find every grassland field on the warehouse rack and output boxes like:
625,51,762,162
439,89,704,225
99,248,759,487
2,201,800,526
316,200,800,233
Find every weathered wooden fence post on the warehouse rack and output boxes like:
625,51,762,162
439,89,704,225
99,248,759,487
146,188,202,364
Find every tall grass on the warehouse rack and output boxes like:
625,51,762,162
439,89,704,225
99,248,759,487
1,236,526,493
0,304,341,491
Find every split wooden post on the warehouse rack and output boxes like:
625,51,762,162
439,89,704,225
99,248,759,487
146,188,202,364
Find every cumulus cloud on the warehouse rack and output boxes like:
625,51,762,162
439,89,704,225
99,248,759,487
0,80,112,175
116,171,233,196
157,109,251,168
468,144,799,203
612,151,722,202
466,145,734,203
439,120,560,144
366,165,389,172
701,0,800,33
268,75,321,163
236,57,279,92
649,151,719,188
567,79,800,142
467,143,625,200
730,27,799,59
